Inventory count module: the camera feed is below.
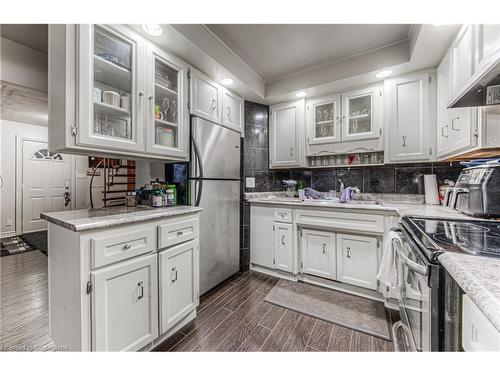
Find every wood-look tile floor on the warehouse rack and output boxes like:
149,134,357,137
155,271,395,352
0,250,60,351
0,251,394,352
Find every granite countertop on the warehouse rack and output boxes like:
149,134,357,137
245,192,473,220
440,252,500,331
41,205,202,232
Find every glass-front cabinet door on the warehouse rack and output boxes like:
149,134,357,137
341,85,382,142
77,25,145,152
307,94,340,145
145,44,189,159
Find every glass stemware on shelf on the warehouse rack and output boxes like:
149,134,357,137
308,151,384,167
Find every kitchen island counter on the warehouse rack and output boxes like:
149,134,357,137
41,205,202,232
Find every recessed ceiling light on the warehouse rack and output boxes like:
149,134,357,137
295,91,307,98
376,69,393,79
142,24,163,36
220,78,234,86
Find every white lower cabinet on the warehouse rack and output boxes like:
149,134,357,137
462,294,500,351
47,212,200,352
250,205,275,269
91,254,159,352
159,240,199,334
336,233,379,291
273,223,294,272
301,229,336,280
249,204,383,296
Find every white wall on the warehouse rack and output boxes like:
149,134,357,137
0,37,48,91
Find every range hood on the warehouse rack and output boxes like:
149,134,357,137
448,51,500,108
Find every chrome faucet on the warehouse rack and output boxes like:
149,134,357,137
338,178,344,194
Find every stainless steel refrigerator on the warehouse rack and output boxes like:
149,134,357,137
190,116,240,294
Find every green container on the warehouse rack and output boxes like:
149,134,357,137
167,184,177,205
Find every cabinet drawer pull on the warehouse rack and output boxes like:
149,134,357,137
451,116,460,131
227,105,231,119
402,135,407,147
123,243,132,251
346,247,351,258
322,243,327,254
177,231,184,236
172,267,178,283
211,99,217,111
281,235,286,245
289,147,295,156
441,124,449,138
137,281,144,300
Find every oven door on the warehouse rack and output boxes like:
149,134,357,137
392,231,431,351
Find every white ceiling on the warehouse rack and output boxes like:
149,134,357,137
205,24,411,82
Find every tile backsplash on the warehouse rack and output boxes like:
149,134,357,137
239,100,464,271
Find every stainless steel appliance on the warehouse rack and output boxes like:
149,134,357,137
390,217,500,351
190,116,241,294
447,164,500,218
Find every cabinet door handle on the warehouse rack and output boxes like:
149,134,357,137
177,231,184,236
211,99,217,112
137,281,144,300
451,116,460,131
322,243,327,254
281,235,286,245
227,105,231,119
346,247,351,258
402,135,407,147
138,91,144,97
171,267,178,283
441,124,449,138
123,243,132,251
289,147,294,156
147,95,153,101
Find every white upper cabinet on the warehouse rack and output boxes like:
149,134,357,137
474,24,500,72
222,88,244,133
437,49,452,157
77,25,145,152
190,68,223,124
270,99,305,168
189,68,244,134
306,94,341,145
341,85,382,142
145,43,189,159
49,25,191,161
385,72,436,162
451,25,475,97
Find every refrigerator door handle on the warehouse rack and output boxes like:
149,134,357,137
191,134,204,207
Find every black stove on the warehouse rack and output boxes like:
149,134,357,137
401,217,500,262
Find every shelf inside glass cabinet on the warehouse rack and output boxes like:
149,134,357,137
348,95,372,134
314,102,335,138
92,26,133,141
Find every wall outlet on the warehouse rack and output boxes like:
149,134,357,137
245,177,255,188
6,219,13,227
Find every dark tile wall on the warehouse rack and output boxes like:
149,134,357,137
239,101,464,271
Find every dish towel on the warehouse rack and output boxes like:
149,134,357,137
376,230,399,290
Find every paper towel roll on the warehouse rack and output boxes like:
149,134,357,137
424,174,439,205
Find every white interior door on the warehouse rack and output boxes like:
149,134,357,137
22,139,72,233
